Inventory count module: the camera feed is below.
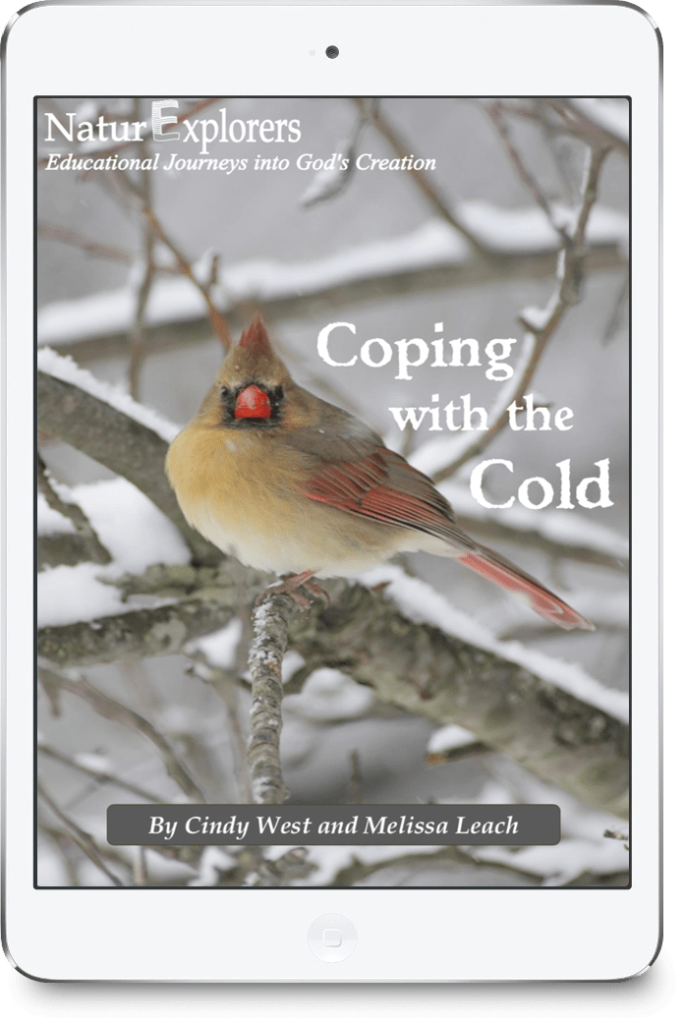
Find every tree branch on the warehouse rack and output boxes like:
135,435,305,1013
39,242,624,367
38,576,628,817
247,591,296,804
430,143,611,482
37,453,112,565
38,600,235,666
40,666,206,802
359,99,490,254
38,532,101,569
328,843,544,887
38,781,124,886
37,369,221,565
288,581,629,818
38,742,164,803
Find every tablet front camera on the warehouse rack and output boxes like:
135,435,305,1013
325,45,339,59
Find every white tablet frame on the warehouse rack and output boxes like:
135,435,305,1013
1,1,661,982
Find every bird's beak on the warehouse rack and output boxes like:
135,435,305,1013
235,384,272,419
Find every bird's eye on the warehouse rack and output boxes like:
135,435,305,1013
219,385,230,400
274,385,284,401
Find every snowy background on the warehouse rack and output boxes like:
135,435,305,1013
36,97,630,888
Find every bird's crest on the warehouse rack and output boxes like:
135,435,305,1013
238,315,273,357
212,313,292,395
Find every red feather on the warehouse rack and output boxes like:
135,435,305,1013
301,448,456,537
300,445,594,631
458,552,594,631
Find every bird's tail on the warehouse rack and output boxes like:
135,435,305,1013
456,543,594,631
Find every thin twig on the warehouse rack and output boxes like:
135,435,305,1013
189,652,253,804
549,100,629,156
38,742,164,802
37,454,111,564
37,819,81,885
37,222,140,266
302,99,375,208
247,591,297,804
37,781,124,886
40,666,206,802
486,102,568,241
431,143,611,482
492,99,629,157
128,101,158,399
133,847,149,886
142,205,232,350
602,273,629,344
348,750,364,805
359,99,490,254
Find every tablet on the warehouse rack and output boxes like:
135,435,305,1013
2,1,661,983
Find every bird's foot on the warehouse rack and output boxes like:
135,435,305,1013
258,571,330,615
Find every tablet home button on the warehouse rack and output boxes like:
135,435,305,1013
307,914,357,963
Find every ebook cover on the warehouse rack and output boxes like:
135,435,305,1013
35,97,629,889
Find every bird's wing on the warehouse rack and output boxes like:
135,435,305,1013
301,443,475,546
287,411,593,631
285,405,474,547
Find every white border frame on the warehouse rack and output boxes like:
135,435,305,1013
2,2,661,982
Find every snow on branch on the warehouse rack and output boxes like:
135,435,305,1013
38,347,180,442
37,206,627,365
37,454,112,567
38,559,629,817
38,600,236,666
37,356,219,564
288,574,629,818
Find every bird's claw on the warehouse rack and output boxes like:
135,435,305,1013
257,574,330,616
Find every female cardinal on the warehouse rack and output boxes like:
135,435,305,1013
166,315,593,630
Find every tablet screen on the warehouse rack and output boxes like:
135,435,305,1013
35,96,629,890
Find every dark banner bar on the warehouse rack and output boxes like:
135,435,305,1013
107,804,560,847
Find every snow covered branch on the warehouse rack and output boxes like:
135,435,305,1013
38,599,235,667
37,365,220,565
286,579,628,818
37,454,112,566
37,215,625,366
38,567,628,817
247,591,297,805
